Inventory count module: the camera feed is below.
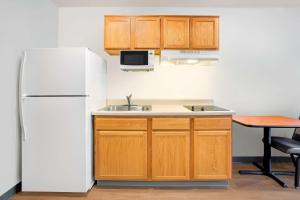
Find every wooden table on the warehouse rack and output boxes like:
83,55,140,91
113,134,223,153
233,116,300,188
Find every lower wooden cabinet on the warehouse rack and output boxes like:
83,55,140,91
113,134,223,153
94,116,232,181
152,131,190,180
193,131,231,180
94,131,148,180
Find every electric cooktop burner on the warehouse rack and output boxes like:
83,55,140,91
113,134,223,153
184,105,229,112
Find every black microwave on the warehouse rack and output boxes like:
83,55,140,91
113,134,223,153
120,50,155,71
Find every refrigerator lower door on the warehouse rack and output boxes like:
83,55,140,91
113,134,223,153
21,97,92,192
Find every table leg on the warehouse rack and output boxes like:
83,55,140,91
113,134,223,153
263,127,272,172
238,161,264,175
263,128,288,187
253,161,264,171
239,127,288,188
272,171,294,176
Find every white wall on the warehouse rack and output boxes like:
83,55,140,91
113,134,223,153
58,7,300,156
0,0,58,196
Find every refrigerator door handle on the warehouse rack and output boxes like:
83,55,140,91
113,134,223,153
19,52,27,141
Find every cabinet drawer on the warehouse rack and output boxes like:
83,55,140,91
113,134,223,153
194,117,231,130
152,118,190,130
95,117,147,130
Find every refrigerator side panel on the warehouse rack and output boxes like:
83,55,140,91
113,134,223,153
22,48,87,96
22,97,87,192
84,50,107,189
86,49,107,109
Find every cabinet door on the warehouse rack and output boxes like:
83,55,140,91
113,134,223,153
193,131,231,180
95,131,147,180
132,16,161,49
152,131,190,180
190,17,219,49
162,17,189,49
104,16,131,49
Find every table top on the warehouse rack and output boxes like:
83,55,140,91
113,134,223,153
233,115,300,128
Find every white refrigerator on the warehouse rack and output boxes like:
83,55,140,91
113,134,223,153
19,48,107,192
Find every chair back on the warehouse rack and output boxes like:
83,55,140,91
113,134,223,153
292,116,300,141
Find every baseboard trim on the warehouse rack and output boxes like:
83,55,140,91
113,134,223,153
233,156,292,163
97,180,229,188
0,182,21,200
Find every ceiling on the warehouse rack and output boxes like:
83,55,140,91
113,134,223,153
52,0,300,7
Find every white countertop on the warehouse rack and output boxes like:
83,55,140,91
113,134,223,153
92,105,235,116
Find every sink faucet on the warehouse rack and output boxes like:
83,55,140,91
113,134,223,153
126,93,132,106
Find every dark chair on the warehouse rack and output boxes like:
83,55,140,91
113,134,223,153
271,116,300,188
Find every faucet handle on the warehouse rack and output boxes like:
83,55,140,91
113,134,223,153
127,93,132,98
126,93,132,100
126,93,132,106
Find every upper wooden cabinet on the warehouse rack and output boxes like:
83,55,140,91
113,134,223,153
162,17,190,49
190,17,219,49
104,16,131,50
132,16,161,49
104,15,219,54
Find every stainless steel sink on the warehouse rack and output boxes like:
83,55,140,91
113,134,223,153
101,105,152,111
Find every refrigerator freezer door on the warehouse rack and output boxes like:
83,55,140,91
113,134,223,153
22,97,90,192
22,48,88,96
